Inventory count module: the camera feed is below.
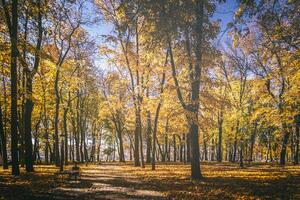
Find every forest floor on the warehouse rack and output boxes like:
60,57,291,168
0,162,299,200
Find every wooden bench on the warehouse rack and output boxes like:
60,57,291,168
54,169,80,181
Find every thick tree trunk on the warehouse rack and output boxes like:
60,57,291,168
23,0,42,171
280,129,289,165
24,78,34,172
10,0,20,176
116,128,125,162
189,120,201,179
187,0,203,180
168,0,203,179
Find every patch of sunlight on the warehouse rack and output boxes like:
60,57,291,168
91,182,165,197
56,187,90,193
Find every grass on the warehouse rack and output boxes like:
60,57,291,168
0,162,299,199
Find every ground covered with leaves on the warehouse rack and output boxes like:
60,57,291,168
0,162,299,200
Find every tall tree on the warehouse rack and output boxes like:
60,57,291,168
1,0,20,175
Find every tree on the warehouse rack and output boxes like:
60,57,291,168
1,0,20,176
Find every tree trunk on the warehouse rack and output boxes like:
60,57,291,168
280,129,289,165
63,107,69,165
183,134,186,163
187,0,203,180
290,128,294,163
10,0,20,176
116,129,125,162
70,130,74,162
179,134,183,162
80,120,84,162
146,111,151,163
163,134,168,162
217,111,223,162
138,110,144,168
97,128,102,162
134,109,140,166
23,0,42,171
211,139,215,161
0,103,8,169
152,102,161,170
294,115,300,164
189,121,201,179
83,128,88,162
90,124,95,162
173,134,176,162
129,135,133,161
54,66,60,166
60,138,64,171
203,136,208,161
24,77,34,172
240,141,244,167
233,122,239,162
249,123,257,162
151,62,166,169
186,133,191,162
18,110,25,167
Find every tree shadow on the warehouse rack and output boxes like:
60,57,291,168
1,163,299,200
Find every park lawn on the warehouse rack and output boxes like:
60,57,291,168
0,162,299,200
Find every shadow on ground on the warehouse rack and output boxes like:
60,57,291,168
0,162,299,200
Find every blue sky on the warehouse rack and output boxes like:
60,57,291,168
213,0,238,31
84,1,238,70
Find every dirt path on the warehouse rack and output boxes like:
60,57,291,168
50,164,167,200
0,162,299,199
